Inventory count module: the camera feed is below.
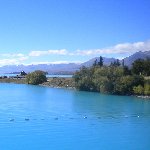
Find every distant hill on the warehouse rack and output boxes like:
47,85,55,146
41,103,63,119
123,51,150,67
0,63,80,74
0,51,150,74
82,57,117,67
82,50,150,67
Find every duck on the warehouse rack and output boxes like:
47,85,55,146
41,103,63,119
9,119,14,122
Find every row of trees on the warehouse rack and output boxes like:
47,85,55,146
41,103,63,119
73,58,150,95
93,57,150,76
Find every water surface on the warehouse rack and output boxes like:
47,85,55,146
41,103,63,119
0,83,150,150
0,74,72,78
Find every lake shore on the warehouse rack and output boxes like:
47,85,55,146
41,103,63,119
0,77,76,89
0,77,149,99
136,95,150,99
0,78,26,84
40,77,76,89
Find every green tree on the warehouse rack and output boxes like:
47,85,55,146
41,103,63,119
143,58,150,76
122,59,125,67
131,59,145,75
144,84,150,95
98,56,103,67
26,70,47,85
133,85,144,95
123,66,131,75
73,66,96,91
114,75,144,95
73,59,148,96
93,59,97,66
100,78,114,94
110,59,120,67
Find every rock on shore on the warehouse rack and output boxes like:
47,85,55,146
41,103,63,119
41,77,75,89
0,77,75,89
136,95,150,99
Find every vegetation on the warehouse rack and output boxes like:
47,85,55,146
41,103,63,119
73,58,150,96
26,70,47,85
132,58,150,76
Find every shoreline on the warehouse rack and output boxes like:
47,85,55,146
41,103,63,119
41,77,76,89
136,95,150,99
0,77,76,89
0,77,149,99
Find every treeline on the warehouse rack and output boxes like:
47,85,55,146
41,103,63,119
73,57,150,96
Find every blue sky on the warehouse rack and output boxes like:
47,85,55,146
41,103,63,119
0,0,150,66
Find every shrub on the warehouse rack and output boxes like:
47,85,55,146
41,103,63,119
133,85,144,95
26,70,47,85
144,84,150,95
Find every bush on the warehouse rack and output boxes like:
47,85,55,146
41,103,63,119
133,85,144,95
26,70,47,85
144,84,150,95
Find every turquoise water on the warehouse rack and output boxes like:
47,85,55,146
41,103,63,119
0,74,19,77
0,74,72,78
46,74,72,78
0,83,150,150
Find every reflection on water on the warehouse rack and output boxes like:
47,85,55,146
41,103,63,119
0,83,150,150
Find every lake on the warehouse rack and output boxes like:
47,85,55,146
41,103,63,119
0,83,150,150
0,74,72,78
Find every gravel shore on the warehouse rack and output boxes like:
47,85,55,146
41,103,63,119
0,77,75,89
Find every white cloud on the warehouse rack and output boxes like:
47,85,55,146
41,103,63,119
0,53,29,66
18,56,29,61
74,40,150,56
0,59,19,66
25,40,150,57
25,61,82,65
0,40,150,66
27,40,147,57
29,49,68,56
1,53,25,57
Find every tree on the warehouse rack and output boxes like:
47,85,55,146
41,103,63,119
123,66,131,75
73,59,148,96
131,59,145,75
110,59,120,67
98,56,103,67
116,59,121,66
73,66,96,91
100,78,114,94
144,84,150,95
26,70,47,85
93,59,97,66
143,58,150,76
133,85,144,95
113,75,144,95
122,59,125,67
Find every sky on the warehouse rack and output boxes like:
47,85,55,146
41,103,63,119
0,0,150,66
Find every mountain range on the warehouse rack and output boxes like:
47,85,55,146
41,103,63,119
0,51,150,74
83,50,150,67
